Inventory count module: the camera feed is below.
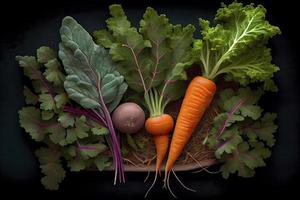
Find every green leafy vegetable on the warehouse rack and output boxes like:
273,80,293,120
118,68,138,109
59,16,127,183
93,4,195,117
17,46,111,190
205,87,278,178
193,2,280,91
35,147,66,190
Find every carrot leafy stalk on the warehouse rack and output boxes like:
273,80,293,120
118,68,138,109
93,5,195,196
59,16,128,184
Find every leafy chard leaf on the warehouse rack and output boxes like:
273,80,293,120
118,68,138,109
59,16,126,183
194,2,280,90
59,16,127,112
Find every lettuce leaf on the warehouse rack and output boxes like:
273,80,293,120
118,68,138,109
193,2,280,90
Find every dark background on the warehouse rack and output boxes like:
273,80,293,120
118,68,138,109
1,0,299,199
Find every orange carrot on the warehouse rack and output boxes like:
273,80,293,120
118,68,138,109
144,114,174,197
145,114,174,171
164,76,216,180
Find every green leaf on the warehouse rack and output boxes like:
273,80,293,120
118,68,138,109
23,86,38,105
44,58,65,86
59,16,127,112
93,29,114,48
68,157,86,171
41,110,54,120
79,143,107,158
215,126,243,159
220,141,271,178
91,125,109,136
54,93,68,109
58,112,75,128
39,93,55,111
16,56,41,80
66,116,89,144
46,123,67,146
94,5,195,115
244,113,278,147
240,105,262,120
194,2,280,86
94,155,111,171
19,107,48,141
35,147,65,190
37,46,56,64
126,133,138,151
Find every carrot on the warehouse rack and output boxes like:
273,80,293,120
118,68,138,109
164,76,216,185
144,113,174,197
145,114,174,171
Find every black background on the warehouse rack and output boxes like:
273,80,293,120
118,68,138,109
1,0,299,199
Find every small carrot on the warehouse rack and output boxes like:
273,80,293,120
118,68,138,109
164,76,216,185
145,114,174,172
143,89,174,197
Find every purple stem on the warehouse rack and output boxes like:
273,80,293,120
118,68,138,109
63,105,105,126
216,99,245,139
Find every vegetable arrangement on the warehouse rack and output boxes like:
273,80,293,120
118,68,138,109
17,1,280,197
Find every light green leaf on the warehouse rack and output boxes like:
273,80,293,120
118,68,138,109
39,93,55,111
91,125,109,136
16,56,41,80
37,46,56,64
59,16,127,112
54,93,68,108
58,112,75,128
194,2,280,87
44,58,65,86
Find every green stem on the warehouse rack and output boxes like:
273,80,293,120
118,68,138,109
144,88,165,117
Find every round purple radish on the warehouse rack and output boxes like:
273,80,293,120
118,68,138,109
112,102,145,134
